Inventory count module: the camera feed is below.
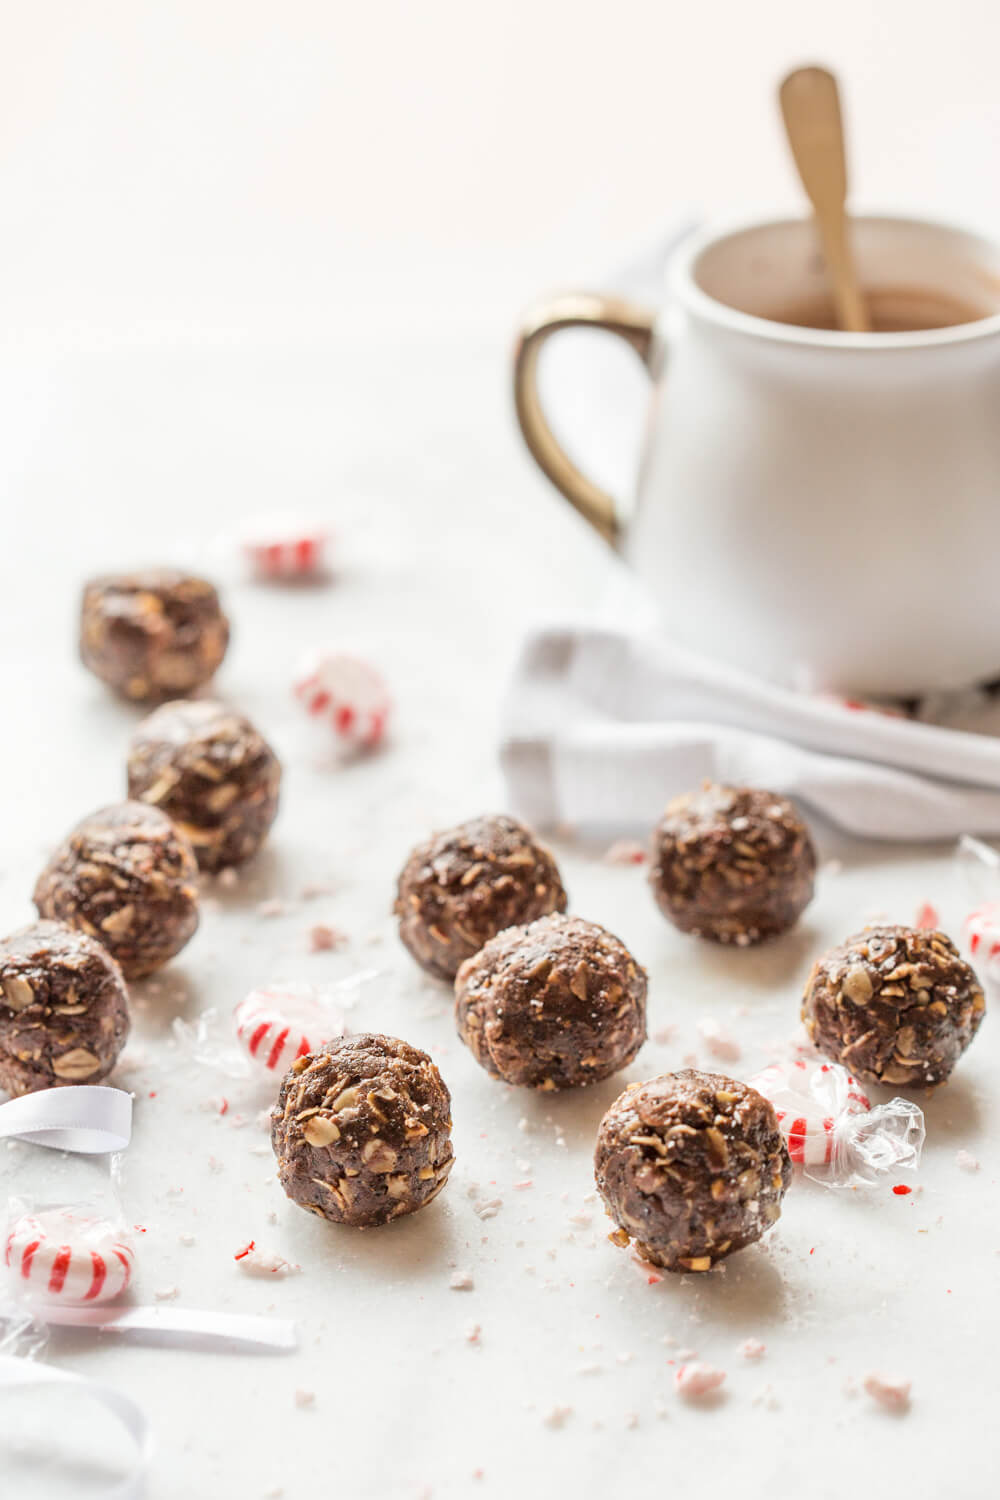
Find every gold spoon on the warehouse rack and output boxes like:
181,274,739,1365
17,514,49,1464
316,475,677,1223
779,65,870,332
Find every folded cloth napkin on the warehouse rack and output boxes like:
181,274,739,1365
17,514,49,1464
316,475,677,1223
499,623,1000,840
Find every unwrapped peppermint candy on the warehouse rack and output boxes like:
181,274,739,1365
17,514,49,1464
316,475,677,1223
749,1058,924,1188
4,1207,135,1305
293,649,390,750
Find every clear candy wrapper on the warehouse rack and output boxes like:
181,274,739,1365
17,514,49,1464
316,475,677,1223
0,1297,48,1360
749,1058,925,1189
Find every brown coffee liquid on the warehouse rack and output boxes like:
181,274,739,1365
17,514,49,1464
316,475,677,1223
767,285,991,332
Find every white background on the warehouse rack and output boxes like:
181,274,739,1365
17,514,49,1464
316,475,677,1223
3,1,1000,347
1,5,999,1499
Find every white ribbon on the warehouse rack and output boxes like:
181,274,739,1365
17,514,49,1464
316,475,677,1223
0,1352,152,1499
0,1087,132,1154
40,1302,298,1351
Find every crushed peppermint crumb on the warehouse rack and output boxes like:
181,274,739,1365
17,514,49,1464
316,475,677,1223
863,1373,911,1411
956,1150,980,1173
257,900,286,918
740,1339,766,1359
474,1198,503,1220
309,923,347,952
543,1405,573,1428
465,1323,482,1344
513,1179,534,1191
892,1184,912,1196
154,1286,179,1301
178,1233,196,1247
301,881,336,900
237,1245,300,1276
449,1270,475,1291
604,840,647,866
914,902,939,930
697,1018,741,1062
294,1388,315,1409
234,1240,256,1260
675,1363,726,1399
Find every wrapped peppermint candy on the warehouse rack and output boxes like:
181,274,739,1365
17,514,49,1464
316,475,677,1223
241,513,332,582
955,836,1000,983
293,648,390,751
4,1205,136,1305
749,1058,924,1188
234,982,348,1075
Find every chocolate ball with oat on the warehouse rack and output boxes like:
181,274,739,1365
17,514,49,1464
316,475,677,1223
650,783,816,945
455,914,647,1090
802,925,985,1088
0,921,130,1096
394,815,567,981
34,801,199,979
80,570,230,703
595,1069,791,1272
127,700,281,872
271,1032,454,1227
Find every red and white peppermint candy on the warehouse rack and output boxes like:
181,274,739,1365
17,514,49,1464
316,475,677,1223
750,1059,870,1167
963,903,1000,981
234,984,346,1075
241,514,332,581
4,1209,135,1304
293,649,390,750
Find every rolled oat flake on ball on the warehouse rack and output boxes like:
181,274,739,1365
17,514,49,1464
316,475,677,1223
649,783,816,945
594,1069,792,1272
0,920,130,1095
34,801,200,979
271,1032,455,1227
395,814,567,981
79,569,230,703
127,699,282,872
801,924,985,1087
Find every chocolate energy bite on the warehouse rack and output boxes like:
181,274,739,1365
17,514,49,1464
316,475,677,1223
127,700,281,872
649,783,816,945
455,913,647,1090
80,570,230,703
0,921,130,1095
34,802,200,979
394,814,567,981
802,925,985,1087
595,1070,791,1272
271,1033,454,1227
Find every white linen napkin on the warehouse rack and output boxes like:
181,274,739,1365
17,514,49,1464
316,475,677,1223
499,622,1000,839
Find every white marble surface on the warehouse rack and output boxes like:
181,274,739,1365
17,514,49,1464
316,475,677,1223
0,339,996,1499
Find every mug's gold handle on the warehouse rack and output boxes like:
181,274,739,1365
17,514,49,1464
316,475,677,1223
513,293,657,547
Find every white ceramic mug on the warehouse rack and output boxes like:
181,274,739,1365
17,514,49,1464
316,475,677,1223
513,214,1000,696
